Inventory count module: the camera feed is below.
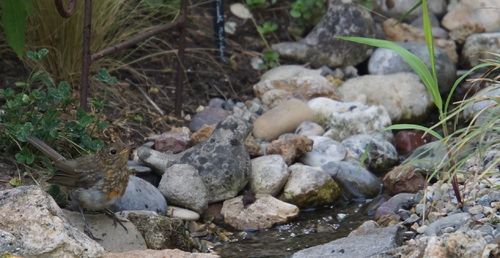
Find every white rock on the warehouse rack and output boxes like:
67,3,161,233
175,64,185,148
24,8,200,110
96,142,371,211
224,21,237,35
166,206,201,221
339,73,433,123
442,0,500,32
254,74,338,107
221,194,299,230
0,186,104,257
300,136,347,167
229,3,253,19
250,56,264,70
259,65,323,82
250,155,289,196
295,121,325,136
341,134,398,171
376,0,447,20
159,164,208,213
308,97,392,141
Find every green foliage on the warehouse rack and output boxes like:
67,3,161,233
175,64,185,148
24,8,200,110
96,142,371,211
257,21,277,35
93,68,118,84
259,50,280,70
47,185,67,205
0,49,109,165
9,178,21,187
0,0,32,59
244,2,281,70
245,0,276,9
290,0,327,28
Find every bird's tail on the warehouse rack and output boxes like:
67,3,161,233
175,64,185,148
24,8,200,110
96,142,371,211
26,135,66,162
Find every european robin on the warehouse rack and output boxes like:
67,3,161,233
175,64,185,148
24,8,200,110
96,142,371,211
26,135,132,240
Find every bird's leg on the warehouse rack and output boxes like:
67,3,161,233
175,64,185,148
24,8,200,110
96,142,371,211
105,208,128,233
79,205,102,241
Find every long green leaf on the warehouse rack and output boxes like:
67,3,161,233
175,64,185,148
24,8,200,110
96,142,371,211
396,0,422,24
421,0,438,101
385,124,443,140
1,0,32,59
336,36,442,110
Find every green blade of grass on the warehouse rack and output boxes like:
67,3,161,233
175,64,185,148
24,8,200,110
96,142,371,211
421,0,438,93
444,62,493,114
385,124,443,140
395,0,422,24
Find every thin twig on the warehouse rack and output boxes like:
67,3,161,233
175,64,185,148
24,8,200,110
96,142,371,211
125,79,165,116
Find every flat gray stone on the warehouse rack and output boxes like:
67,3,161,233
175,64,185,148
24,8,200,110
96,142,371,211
63,210,147,252
292,225,404,257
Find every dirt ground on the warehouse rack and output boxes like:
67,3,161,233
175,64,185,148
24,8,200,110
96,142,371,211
93,0,303,142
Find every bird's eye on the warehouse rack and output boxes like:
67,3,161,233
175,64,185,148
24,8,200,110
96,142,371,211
110,149,117,155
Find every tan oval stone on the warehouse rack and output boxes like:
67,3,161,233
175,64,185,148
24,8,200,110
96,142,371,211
253,98,316,141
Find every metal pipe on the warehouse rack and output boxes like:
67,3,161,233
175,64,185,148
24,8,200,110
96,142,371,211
80,0,92,111
174,0,188,117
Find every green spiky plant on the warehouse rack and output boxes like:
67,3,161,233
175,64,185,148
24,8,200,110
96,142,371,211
338,0,499,207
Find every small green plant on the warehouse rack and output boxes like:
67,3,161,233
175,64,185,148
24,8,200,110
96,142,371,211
244,2,281,70
245,0,276,9
290,0,327,35
259,50,280,70
0,49,110,167
257,21,278,35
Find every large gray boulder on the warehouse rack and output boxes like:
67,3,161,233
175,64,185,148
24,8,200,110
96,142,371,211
137,115,252,203
0,186,104,257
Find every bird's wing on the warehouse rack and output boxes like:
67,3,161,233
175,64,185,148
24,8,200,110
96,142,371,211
47,157,103,189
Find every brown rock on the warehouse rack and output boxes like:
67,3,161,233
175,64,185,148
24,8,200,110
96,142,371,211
201,202,224,223
383,165,426,195
245,135,264,157
449,23,485,44
395,130,428,156
266,135,314,165
376,214,401,227
190,124,216,146
147,131,190,153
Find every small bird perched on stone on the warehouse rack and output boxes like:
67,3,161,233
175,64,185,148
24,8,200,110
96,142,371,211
26,135,132,240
